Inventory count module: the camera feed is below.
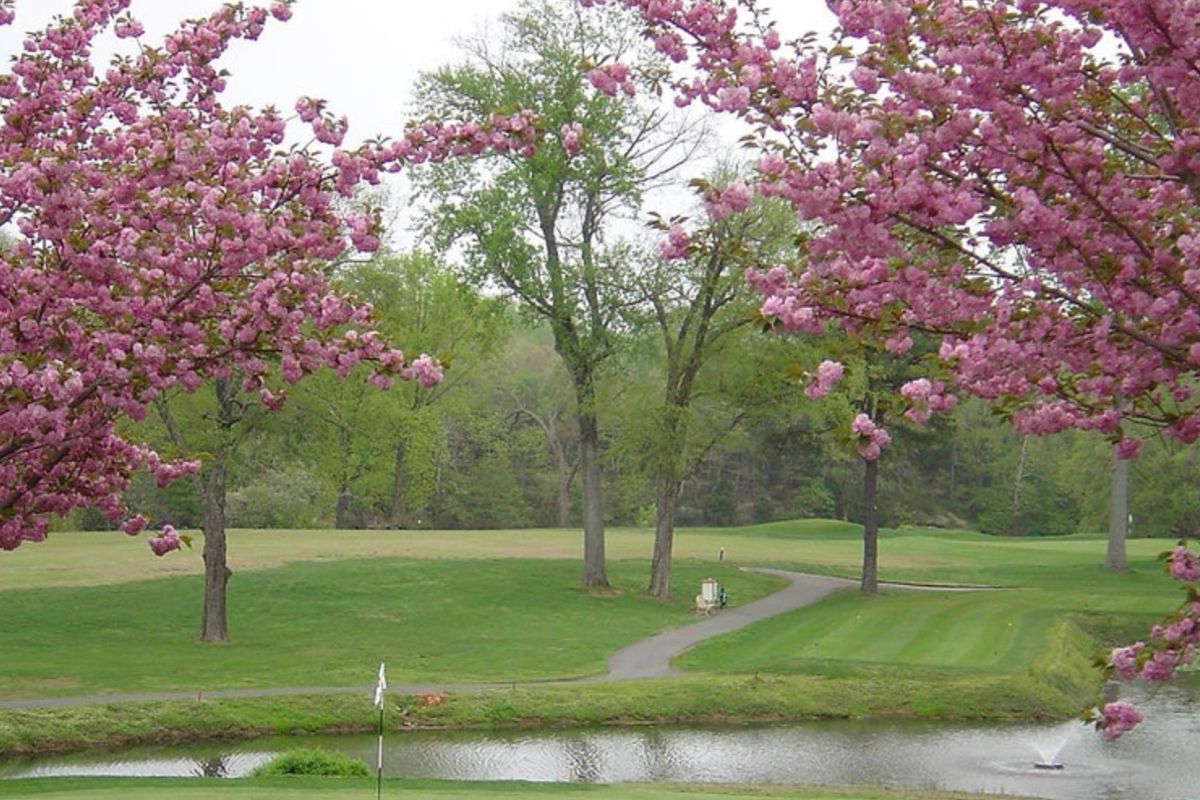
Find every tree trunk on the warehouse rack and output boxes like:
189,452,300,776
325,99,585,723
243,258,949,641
388,439,405,529
577,407,608,588
1107,448,1129,571
557,473,572,528
335,488,353,529
860,457,879,594
199,458,231,642
333,427,354,529
553,434,572,529
649,477,679,599
1011,435,1029,535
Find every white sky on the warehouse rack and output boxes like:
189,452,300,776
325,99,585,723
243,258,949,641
0,1,837,239
2,1,836,140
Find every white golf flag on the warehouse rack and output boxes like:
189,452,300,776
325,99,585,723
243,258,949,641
373,661,387,709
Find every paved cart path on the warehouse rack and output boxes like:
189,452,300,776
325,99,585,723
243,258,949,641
0,569,983,710
594,568,854,681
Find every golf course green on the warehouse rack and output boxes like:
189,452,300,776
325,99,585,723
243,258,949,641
0,521,1184,800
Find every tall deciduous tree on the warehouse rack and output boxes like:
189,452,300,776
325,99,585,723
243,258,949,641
802,343,954,593
630,182,797,599
413,0,702,586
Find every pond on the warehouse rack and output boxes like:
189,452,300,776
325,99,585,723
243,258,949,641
3,683,1197,799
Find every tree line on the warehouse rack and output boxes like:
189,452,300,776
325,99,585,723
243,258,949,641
90,248,1192,544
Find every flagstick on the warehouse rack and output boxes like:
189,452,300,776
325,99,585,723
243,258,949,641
374,661,387,800
376,700,384,800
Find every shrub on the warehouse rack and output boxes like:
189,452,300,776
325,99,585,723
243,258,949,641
254,748,370,777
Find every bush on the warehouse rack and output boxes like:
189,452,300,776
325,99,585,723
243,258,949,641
254,748,370,777
227,465,329,529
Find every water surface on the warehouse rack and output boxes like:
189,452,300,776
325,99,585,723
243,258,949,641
3,683,1196,799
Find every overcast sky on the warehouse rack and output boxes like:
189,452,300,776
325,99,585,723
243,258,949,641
0,1,836,241
2,1,835,142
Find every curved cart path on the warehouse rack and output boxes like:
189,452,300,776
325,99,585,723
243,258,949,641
593,568,853,681
0,569,984,710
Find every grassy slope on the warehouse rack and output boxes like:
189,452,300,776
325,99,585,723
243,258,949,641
0,776,1041,800
0,669,1084,759
0,521,1182,758
674,522,1178,708
0,559,782,699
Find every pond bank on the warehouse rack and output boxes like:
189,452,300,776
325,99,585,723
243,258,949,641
7,682,1199,800
0,660,1101,760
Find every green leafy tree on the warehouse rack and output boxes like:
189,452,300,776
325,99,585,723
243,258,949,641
292,251,508,528
800,338,951,593
622,187,799,598
412,0,702,586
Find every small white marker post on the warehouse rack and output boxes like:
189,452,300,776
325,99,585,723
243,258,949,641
373,661,387,800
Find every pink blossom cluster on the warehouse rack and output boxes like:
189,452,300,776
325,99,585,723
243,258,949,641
899,378,956,424
704,180,752,221
805,360,843,400
1100,543,1200,736
404,355,443,389
1114,438,1143,460
1109,644,1142,682
1169,545,1200,582
0,1,553,550
751,265,821,334
576,0,1200,448
148,525,182,556
586,63,636,97
1097,702,1143,742
560,121,584,156
850,413,891,461
658,225,691,261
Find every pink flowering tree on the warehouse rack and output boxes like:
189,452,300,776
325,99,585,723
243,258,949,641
0,0,543,640
576,0,1200,736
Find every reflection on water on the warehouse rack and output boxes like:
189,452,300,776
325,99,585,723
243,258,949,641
2,683,1196,800
3,751,276,779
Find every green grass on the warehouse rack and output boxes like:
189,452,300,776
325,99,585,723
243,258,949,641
0,558,782,699
0,776,1043,799
673,526,1180,700
675,583,1168,678
0,520,1184,761
1,524,1177,591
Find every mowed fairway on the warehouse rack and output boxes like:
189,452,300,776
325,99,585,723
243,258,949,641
677,590,1088,678
0,522,1183,710
675,526,1180,686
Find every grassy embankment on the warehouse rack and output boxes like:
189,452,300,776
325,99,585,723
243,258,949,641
0,523,1182,758
0,776,1044,800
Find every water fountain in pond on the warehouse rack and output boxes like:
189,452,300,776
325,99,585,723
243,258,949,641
1029,720,1084,771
